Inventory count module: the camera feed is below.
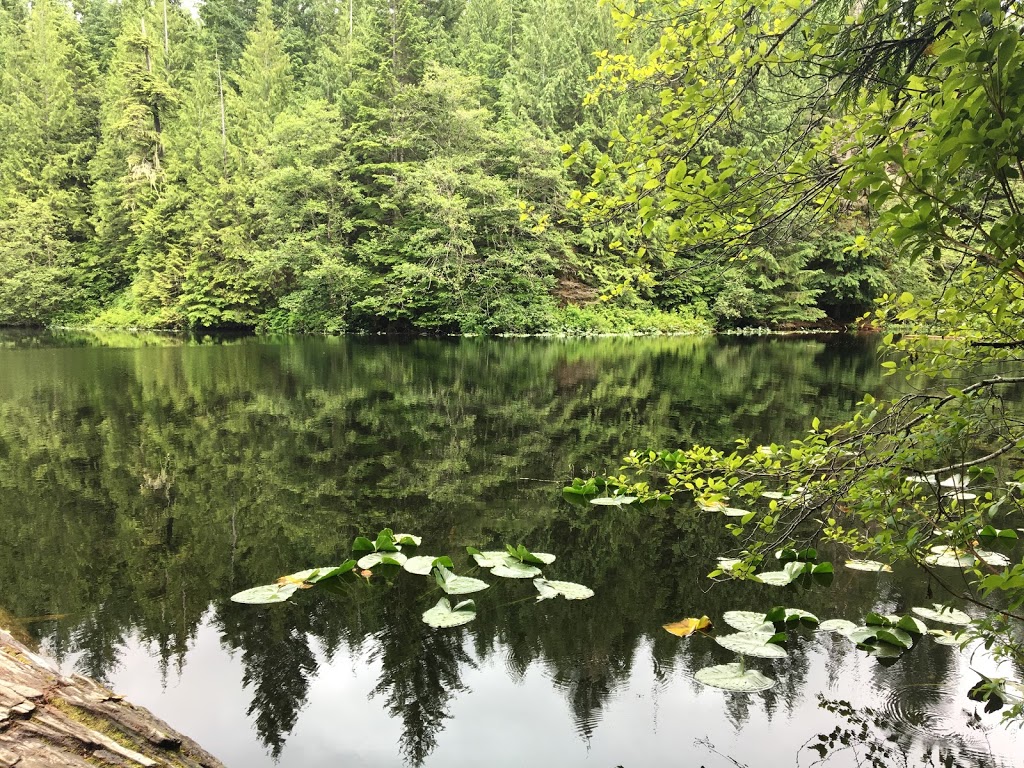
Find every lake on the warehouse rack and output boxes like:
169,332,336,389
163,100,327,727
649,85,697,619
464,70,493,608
0,331,1019,767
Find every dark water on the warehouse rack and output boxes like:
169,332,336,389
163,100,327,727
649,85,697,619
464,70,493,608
0,331,1018,767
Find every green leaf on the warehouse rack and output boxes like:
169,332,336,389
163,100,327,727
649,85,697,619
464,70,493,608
912,604,971,626
304,561,357,583
589,495,637,506
715,632,789,658
695,663,775,692
533,578,594,601
393,533,422,547
844,559,893,572
491,561,543,579
231,583,298,604
403,555,442,576
723,610,774,633
818,619,858,636
471,550,514,568
434,564,489,595
357,551,408,570
422,598,476,628
352,536,375,552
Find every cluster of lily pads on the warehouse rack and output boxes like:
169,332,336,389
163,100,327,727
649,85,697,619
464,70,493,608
662,599,976,693
229,529,593,628
713,547,834,586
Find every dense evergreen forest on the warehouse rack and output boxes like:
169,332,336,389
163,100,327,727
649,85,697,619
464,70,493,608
0,0,931,333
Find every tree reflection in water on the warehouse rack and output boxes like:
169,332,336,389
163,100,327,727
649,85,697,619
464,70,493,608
0,333,1016,766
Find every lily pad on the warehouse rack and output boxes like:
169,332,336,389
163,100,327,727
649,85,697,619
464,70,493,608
434,564,489,595
723,610,774,633
422,598,476,628
403,556,443,576
716,557,742,571
715,632,789,658
876,627,914,649
764,607,819,626
394,533,422,547
231,583,299,604
848,627,881,645
924,546,976,568
912,604,971,626
976,550,1011,567
819,619,858,636
357,551,408,570
533,578,594,601
755,561,807,586
469,550,513,568
844,559,893,572
720,507,751,517
589,495,637,506
929,629,964,646
491,561,543,579
506,545,556,565
895,616,929,635
695,663,775,692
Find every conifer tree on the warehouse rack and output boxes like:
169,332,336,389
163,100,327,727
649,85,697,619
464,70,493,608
0,0,99,323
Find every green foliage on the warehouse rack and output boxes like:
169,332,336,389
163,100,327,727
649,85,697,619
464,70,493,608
576,0,1024,723
0,0,907,333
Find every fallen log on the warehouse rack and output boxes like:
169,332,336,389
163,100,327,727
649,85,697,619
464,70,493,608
0,627,225,767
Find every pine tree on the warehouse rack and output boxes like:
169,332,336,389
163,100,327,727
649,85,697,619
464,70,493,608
0,0,99,323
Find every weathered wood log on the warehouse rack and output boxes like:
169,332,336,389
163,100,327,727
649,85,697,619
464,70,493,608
0,628,225,767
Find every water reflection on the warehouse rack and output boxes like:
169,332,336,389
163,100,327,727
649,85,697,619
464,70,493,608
0,333,1017,766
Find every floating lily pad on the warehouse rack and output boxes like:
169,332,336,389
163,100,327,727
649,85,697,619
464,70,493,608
394,533,422,547
470,550,512,568
716,557,742,571
765,607,819,626
422,598,476,628
976,550,1011,567
506,545,556,565
589,496,637,506
357,551,407,570
906,474,938,485
721,507,751,517
231,583,299,604
434,564,489,595
844,559,893,572
403,556,443,576
818,619,858,636
924,546,976,568
876,627,914,649
695,663,775,692
912,604,971,626
723,611,774,633
895,616,928,635
848,626,881,645
760,491,786,499
715,632,789,658
755,561,807,586
940,474,969,490
929,629,964,646
492,561,543,579
533,578,594,601
867,642,904,659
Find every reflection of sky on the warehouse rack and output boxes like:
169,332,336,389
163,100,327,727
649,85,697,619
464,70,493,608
84,613,1020,768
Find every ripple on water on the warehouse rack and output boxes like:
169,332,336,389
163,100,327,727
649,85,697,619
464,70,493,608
874,683,1017,768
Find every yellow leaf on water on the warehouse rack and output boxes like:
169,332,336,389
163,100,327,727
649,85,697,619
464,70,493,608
663,615,712,637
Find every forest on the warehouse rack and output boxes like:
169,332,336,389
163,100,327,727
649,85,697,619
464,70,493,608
0,0,934,334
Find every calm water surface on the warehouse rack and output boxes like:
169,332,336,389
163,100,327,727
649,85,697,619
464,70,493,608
0,332,1018,767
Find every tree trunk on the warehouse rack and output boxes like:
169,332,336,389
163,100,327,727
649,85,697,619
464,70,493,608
0,628,225,768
